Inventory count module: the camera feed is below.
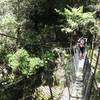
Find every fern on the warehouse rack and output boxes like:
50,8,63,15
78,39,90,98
56,6,97,34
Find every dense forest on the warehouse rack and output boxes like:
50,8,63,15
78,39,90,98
0,0,100,100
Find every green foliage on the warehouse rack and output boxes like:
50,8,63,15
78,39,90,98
7,49,43,77
0,93,12,100
41,50,55,66
96,69,100,83
6,47,55,78
56,6,97,35
33,88,51,100
28,58,43,75
0,13,17,33
0,49,7,64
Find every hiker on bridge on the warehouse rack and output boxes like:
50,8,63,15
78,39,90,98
77,37,87,59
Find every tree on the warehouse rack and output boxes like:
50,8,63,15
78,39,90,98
56,6,97,47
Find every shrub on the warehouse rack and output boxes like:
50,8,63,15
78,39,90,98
7,49,43,77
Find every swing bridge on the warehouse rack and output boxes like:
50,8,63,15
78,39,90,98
61,45,100,100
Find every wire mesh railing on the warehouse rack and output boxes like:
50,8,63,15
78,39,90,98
83,44,100,100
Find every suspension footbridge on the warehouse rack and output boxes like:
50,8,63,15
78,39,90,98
61,45,100,100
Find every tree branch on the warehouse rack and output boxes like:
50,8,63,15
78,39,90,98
0,33,17,39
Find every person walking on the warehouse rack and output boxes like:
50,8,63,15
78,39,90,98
77,37,87,59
